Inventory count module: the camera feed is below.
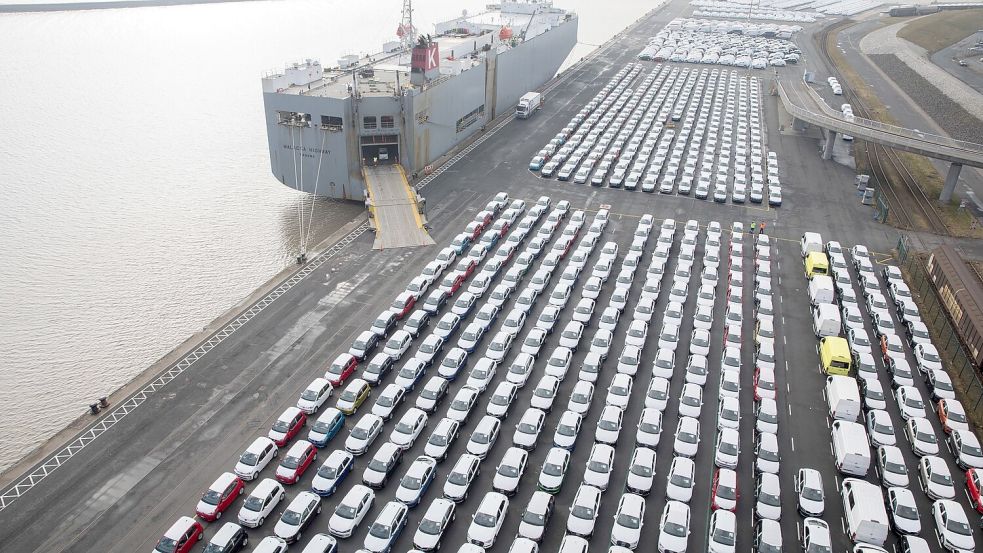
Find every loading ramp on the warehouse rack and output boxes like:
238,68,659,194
363,165,435,250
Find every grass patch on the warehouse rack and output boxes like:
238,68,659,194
896,8,983,53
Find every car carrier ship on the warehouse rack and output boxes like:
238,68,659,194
261,0,578,248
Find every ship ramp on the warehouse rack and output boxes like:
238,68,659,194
363,165,435,250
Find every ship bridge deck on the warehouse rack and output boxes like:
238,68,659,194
363,165,435,250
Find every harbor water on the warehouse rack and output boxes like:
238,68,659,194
0,0,654,474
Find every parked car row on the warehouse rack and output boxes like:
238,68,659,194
639,22,802,68
802,233,980,553
530,62,781,206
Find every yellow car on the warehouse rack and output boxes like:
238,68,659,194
337,378,371,415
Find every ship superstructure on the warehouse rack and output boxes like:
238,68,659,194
261,1,578,202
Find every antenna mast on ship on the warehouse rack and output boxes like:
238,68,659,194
397,0,416,52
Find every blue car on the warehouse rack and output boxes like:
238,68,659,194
450,233,472,255
529,156,546,171
437,347,469,380
308,408,345,448
310,449,354,496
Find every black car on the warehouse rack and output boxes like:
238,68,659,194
363,353,395,387
203,522,248,553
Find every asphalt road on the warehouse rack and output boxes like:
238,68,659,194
1,3,981,553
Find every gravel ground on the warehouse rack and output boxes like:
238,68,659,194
869,53,983,143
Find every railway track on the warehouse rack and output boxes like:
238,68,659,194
815,23,949,234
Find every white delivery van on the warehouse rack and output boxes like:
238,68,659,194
831,420,871,476
825,375,861,421
800,232,824,257
809,276,835,306
813,303,842,338
841,478,889,546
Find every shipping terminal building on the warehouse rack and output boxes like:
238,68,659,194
261,1,577,248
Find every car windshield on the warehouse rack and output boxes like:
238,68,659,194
682,395,700,407
369,458,391,471
544,462,564,476
378,395,396,408
916,430,935,442
714,528,736,546
664,522,686,537
474,503,508,528
589,458,610,472
884,460,906,474
760,491,780,506
717,484,736,500
437,320,454,330
949,518,973,536
895,503,918,520
301,388,322,401
679,431,697,443
525,336,542,347
243,495,265,511
759,447,779,461
617,512,641,529
670,472,692,487
402,475,422,490
441,357,460,369
492,394,510,406
399,368,417,379
200,488,223,505
931,471,953,485
396,421,416,434
282,509,303,525
155,538,178,553
473,432,490,444
612,385,628,396
282,455,301,469
340,390,358,402
599,417,619,431
419,518,443,535
906,396,924,409
802,486,823,501
463,331,478,341
535,386,554,398
272,419,293,432
369,523,392,539
523,510,546,525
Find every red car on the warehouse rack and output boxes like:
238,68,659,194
154,516,202,553
493,220,510,238
195,472,244,521
457,258,477,280
268,407,307,446
275,440,317,484
440,271,466,295
474,211,493,228
967,468,983,513
390,291,416,320
465,221,483,241
325,353,358,387
711,468,739,511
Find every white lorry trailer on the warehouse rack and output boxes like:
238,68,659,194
516,92,543,119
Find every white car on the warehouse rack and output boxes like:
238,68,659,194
467,492,509,548
645,377,670,411
237,478,286,528
492,447,529,496
625,320,648,347
950,429,983,469
466,415,501,459
666,456,696,502
755,473,782,521
394,358,427,391
658,323,680,350
274,492,323,544
583,443,616,490
520,328,548,358
572,298,595,324
486,381,518,419
932,500,975,553
567,381,594,415
466,358,497,392
567,483,603,537
596,405,624,444
297,377,334,414
446,386,479,423
717,397,740,430
636,406,663,448
327,484,374,538
345,414,384,456
383,330,413,361
424,418,459,462
506,353,535,387
530,375,560,412
715,428,740,468
538,447,571,494
413,498,456,551
904,417,939,456
674,416,700,457
606,373,633,410
234,437,279,481
513,408,546,450
611,493,645,550
657,501,691,553
878,445,911,488
582,276,603,300
866,410,897,447
415,377,448,414
918,455,956,499
546,347,574,378
390,408,428,450
887,486,921,535
590,328,614,359
517,491,555,542
707,510,736,553
552,409,583,450
443,454,480,503
689,329,711,357
795,468,825,516
678,383,703,418
598,306,621,331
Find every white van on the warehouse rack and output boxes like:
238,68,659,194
813,303,842,338
801,232,824,257
809,276,835,306
831,420,871,476
825,375,861,422
841,478,889,546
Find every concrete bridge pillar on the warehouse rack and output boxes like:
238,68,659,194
821,129,837,160
940,162,962,203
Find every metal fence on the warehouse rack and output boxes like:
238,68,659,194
904,252,983,414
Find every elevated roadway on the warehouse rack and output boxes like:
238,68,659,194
363,164,435,249
777,78,983,200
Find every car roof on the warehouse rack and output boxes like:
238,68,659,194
163,516,197,539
